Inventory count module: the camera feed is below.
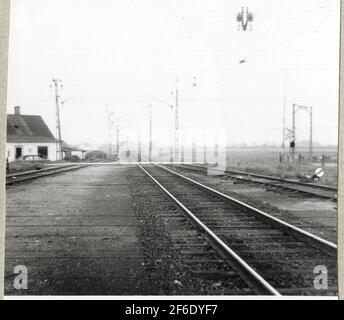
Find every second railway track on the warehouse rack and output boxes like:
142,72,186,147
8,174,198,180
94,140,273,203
137,163,337,296
169,164,337,201
6,164,83,186
6,158,119,186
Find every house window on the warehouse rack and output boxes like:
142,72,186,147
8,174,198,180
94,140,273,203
37,146,48,159
15,147,22,159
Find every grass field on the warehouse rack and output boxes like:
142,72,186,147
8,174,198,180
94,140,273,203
224,147,338,187
155,145,338,187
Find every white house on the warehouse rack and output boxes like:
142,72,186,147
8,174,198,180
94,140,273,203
6,106,60,162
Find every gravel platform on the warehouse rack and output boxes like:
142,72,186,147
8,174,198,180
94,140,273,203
5,165,157,295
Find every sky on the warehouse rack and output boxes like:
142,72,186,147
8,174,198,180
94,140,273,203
6,0,341,148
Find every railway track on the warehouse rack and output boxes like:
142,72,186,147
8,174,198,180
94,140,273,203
129,173,256,295
6,165,83,186
6,158,118,186
168,164,337,201
136,163,337,296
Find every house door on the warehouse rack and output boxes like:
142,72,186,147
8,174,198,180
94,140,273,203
38,146,48,159
15,147,22,159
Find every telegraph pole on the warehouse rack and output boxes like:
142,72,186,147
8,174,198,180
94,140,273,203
149,105,152,162
282,69,287,158
138,127,142,162
192,139,196,164
116,125,120,158
309,107,313,160
145,95,174,162
52,78,63,160
174,79,179,161
180,142,184,163
291,103,296,160
203,131,207,165
106,110,114,158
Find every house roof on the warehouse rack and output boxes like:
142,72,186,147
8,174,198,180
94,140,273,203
62,143,87,152
7,114,58,143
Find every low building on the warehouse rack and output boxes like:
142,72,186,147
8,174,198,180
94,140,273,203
6,106,60,162
71,149,87,160
62,142,87,160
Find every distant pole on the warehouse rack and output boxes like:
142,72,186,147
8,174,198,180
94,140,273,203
106,110,113,158
192,140,196,164
180,143,184,163
52,78,63,160
145,93,175,162
126,135,130,161
180,130,184,163
226,130,230,169
203,146,207,164
149,105,152,162
291,103,296,160
282,69,287,158
310,107,313,161
116,126,120,158
170,143,174,163
226,146,230,169
214,143,219,158
202,129,208,164
174,79,179,161
138,129,142,162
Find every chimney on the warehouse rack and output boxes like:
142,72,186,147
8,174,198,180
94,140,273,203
14,106,20,115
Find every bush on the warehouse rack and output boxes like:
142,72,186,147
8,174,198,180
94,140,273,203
85,150,107,160
71,155,80,162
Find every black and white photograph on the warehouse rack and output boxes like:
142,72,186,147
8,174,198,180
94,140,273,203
1,0,341,298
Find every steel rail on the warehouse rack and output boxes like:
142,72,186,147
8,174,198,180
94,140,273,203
226,175,336,201
6,165,84,186
168,164,337,201
6,158,119,186
158,164,337,253
6,164,76,178
174,164,337,191
136,162,281,296
224,169,337,191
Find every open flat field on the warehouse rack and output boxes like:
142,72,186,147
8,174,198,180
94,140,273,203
224,147,337,187
156,146,338,187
